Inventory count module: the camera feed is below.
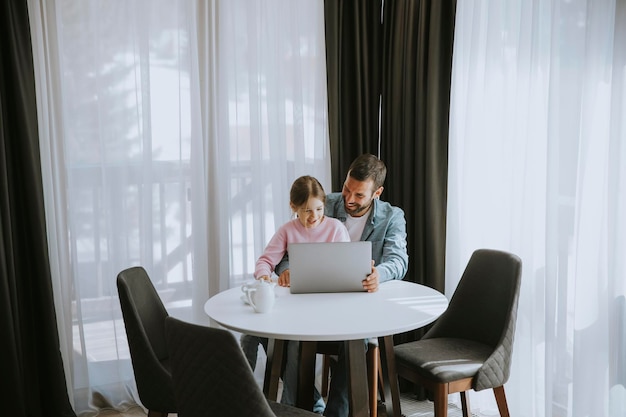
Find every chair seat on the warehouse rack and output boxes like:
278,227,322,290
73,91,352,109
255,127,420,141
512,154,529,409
394,337,492,382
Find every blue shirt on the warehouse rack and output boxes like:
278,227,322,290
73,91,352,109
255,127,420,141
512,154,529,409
324,192,408,282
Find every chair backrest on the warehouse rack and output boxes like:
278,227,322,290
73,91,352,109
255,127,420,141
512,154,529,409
164,316,277,417
117,266,176,412
424,249,522,390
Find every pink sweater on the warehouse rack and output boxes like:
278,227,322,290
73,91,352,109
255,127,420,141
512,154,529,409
254,216,350,278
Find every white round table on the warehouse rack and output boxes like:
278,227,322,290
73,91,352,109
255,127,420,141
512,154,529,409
205,280,448,417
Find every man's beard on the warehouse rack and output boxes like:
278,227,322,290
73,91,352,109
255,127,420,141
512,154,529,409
345,199,373,216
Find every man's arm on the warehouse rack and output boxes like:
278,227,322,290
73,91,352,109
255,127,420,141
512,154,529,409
375,206,408,282
274,252,290,281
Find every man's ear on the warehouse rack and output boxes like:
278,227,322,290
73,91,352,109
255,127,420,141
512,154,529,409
374,186,384,199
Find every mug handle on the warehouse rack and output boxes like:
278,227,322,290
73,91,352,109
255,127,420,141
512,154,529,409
246,287,258,310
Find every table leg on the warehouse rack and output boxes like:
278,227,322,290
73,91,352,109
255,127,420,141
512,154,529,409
264,338,285,401
379,336,402,417
345,340,369,417
297,341,318,411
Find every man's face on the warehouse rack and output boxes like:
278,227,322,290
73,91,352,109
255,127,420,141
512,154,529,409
341,175,383,217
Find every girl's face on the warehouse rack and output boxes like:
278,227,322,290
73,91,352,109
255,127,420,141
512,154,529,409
293,197,325,229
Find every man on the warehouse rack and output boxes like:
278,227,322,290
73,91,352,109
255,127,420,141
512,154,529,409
275,153,409,417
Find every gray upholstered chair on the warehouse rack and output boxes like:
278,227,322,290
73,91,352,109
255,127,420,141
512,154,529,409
117,266,176,417
394,249,522,417
164,316,320,417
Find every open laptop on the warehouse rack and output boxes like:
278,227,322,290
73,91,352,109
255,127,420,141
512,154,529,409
287,241,372,294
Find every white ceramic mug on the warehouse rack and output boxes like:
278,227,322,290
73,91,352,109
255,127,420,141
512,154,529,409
241,280,275,313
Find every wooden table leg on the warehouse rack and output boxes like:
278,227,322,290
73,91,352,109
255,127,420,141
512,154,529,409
296,339,371,417
264,338,285,400
297,341,318,411
379,336,402,417
345,339,369,417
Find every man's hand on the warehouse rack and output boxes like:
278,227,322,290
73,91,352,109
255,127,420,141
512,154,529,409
362,261,379,292
277,269,291,287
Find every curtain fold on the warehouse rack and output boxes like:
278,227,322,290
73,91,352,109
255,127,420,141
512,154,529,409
0,1,75,416
324,0,383,192
380,0,455,293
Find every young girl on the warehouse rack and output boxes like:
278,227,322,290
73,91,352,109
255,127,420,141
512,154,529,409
254,175,350,284
242,175,348,412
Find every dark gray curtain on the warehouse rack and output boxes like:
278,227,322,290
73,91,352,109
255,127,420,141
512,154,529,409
324,0,455,292
324,0,383,192
380,0,455,291
0,1,76,416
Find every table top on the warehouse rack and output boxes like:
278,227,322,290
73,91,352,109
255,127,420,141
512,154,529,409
204,280,448,341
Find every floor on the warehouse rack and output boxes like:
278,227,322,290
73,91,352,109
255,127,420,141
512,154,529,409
86,390,475,417
92,396,473,417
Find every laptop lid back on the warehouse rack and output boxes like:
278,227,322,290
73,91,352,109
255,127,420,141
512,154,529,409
288,241,372,294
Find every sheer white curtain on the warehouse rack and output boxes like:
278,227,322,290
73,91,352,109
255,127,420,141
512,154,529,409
205,0,332,293
28,0,329,414
448,1,626,417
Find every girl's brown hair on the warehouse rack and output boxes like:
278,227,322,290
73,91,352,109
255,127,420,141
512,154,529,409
290,175,326,208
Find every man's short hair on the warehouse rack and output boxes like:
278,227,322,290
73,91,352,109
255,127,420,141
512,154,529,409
348,154,386,190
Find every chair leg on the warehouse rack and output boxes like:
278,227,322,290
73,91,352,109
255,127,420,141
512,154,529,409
460,391,471,417
367,346,380,417
376,351,385,403
493,386,510,417
432,384,448,417
321,354,331,397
